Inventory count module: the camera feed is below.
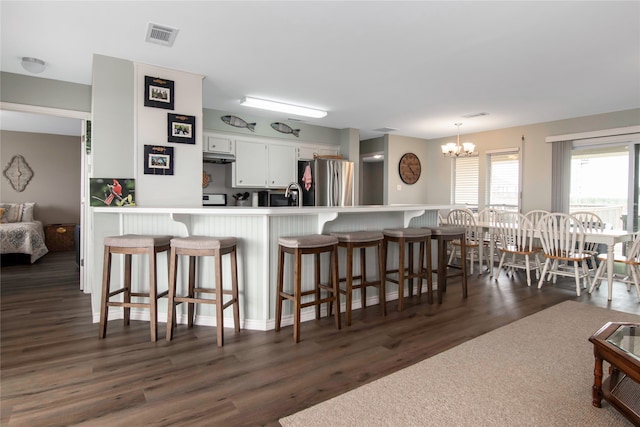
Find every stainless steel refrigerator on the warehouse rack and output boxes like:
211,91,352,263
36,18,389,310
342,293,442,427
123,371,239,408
297,158,354,206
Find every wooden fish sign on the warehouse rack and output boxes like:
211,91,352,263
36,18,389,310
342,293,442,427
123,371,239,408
221,115,256,132
271,122,300,137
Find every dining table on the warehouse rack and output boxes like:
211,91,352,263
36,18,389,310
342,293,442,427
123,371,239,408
472,220,634,300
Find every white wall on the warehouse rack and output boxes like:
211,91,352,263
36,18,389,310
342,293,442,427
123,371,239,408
134,63,203,207
386,134,429,205
1,130,81,225
425,108,640,212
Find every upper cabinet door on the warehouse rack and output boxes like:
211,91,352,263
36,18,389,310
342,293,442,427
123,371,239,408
268,144,295,187
205,135,234,154
234,140,267,187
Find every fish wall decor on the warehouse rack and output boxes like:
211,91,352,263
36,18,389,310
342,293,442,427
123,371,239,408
271,122,300,137
221,115,256,132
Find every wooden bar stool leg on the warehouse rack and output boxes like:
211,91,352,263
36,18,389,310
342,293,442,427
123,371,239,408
346,244,354,326
99,247,112,338
294,249,302,344
398,237,405,312
408,241,415,298
461,238,468,298
416,241,425,300
215,249,224,347
166,247,178,341
315,253,322,319
332,246,341,330
377,241,386,316
148,248,158,343
123,254,132,326
360,247,367,309
187,256,196,327
438,237,446,304
275,247,285,332
231,247,240,332
426,238,433,304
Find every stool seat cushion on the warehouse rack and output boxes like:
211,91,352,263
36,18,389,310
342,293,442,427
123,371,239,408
279,234,338,249
104,234,172,248
171,236,237,250
330,230,384,243
383,228,431,238
429,226,466,236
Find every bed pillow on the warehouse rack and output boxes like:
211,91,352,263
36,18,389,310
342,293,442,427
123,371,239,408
0,202,35,222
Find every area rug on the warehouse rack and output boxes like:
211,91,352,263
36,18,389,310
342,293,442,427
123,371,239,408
280,301,639,426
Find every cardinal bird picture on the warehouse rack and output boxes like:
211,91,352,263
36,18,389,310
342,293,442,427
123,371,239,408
89,178,136,207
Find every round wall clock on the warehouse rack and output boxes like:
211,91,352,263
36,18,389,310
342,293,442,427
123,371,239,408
398,152,421,184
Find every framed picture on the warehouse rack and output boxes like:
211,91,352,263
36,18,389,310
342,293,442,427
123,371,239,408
144,76,174,110
89,178,135,207
168,113,195,144
144,145,174,175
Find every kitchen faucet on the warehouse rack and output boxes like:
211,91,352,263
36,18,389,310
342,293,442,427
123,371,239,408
284,182,303,207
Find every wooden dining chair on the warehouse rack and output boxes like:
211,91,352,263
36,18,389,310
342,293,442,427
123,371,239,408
447,208,488,274
589,231,640,301
571,211,606,274
536,213,592,296
494,212,542,287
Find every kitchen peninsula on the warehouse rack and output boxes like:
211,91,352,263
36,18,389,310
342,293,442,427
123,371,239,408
91,204,455,332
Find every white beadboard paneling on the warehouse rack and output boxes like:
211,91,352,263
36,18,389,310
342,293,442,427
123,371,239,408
90,206,452,331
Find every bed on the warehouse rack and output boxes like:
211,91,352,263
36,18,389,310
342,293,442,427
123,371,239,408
0,203,49,263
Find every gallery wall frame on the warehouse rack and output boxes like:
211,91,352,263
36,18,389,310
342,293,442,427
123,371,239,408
144,76,174,110
144,145,174,175
168,113,195,144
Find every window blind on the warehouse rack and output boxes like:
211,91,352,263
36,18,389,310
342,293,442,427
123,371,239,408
454,156,479,207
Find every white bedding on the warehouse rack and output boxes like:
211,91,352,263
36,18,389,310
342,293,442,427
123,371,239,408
0,221,49,263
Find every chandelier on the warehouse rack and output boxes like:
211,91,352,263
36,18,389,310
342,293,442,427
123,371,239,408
441,123,475,157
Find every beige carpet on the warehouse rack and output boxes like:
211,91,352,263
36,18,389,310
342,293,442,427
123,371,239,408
280,301,639,426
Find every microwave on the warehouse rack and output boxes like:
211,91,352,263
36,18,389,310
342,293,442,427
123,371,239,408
269,191,293,207
203,193,227,206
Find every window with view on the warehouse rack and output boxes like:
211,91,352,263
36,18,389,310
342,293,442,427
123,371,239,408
486,150,520,211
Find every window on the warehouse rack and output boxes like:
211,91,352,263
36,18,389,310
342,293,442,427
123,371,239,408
486,150,520,211
453,156,479,209
570,144,630,230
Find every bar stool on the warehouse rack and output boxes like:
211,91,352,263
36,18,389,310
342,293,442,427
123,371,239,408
99,234,172,342
383,228,433,311
275,234,341,343
430,226,468,304
165,236,240,347
330,231,386,326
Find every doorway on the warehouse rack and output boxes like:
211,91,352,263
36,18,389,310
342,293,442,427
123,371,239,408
0,104,89,290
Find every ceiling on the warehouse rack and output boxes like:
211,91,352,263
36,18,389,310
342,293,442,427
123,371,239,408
1,1,639,140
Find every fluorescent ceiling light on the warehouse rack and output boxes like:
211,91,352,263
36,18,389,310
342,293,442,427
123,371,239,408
240,96,327,118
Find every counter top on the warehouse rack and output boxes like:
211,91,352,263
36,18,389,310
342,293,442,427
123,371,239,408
93,204,456,215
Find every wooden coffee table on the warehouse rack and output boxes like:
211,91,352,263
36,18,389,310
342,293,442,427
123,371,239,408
589,322,640,425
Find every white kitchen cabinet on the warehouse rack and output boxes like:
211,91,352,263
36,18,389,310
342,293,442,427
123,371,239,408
297,144,340,160
232,140,295,188
318,146,339,157
205,134,234,154
268,144,295,187
297,146,317,160
233,140,268,187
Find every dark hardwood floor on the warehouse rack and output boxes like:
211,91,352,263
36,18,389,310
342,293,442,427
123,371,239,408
1,252,638,426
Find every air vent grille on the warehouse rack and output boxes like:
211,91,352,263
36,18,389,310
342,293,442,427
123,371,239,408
373,127,398,133
146,23,179,47
461,112,490,118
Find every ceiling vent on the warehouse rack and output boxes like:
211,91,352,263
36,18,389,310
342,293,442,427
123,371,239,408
461,112,490,119
373,127,398,133
145,23,179,47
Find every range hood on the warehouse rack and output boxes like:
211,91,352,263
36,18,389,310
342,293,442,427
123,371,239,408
203,152,235,164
